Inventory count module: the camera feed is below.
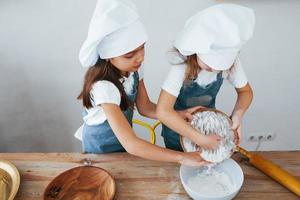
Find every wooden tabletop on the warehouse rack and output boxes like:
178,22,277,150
0,151,299,200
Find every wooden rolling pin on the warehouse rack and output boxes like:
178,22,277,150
237,146,300,196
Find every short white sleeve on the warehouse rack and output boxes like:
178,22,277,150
138,65,144,80
225,57,248,88
91,80,121,106
161,65,186,97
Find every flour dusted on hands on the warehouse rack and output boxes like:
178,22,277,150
187,168,237,196
183,111,236,163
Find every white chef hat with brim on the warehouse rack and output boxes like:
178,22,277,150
79,0,148,68
174,4,255,70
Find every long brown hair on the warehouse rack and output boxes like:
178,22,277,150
77,58,133,110
170,48,200,83
185,54,200,82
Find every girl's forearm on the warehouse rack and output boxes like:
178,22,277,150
232,87,253,117
157,108,204,145
139,101,157,119
103,103,182,163
136,80,157,119
127,136,184,163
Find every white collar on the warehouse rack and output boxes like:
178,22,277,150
196,70,219,87
120,72,135,94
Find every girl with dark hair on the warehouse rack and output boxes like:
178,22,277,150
74,0,207,167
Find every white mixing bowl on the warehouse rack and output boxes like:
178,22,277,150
180,158,243,200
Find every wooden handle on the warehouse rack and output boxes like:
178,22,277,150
237,147,300,196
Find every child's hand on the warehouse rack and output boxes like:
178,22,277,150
177,106,205,122
198,134,222,150
231,114,243,146
179,151,210,167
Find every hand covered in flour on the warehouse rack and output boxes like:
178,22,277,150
198,134,222,150
177,106,205,122
179,151,210,167
231,114,243,146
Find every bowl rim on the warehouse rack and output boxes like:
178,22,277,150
43,165,116,200
179,158,244,199
180,107,238,152
0,159,21,200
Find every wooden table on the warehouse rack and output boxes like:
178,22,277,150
0,151,299,200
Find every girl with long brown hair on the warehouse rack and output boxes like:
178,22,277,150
74,0,208,167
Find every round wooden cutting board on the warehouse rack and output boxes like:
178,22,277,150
44,166,116,200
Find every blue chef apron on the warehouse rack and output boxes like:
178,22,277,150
162,72,224,151
82,72,139,153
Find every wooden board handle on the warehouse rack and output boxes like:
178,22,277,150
237,147,300,196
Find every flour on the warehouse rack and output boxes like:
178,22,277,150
187,168,237,197
183,111,236,163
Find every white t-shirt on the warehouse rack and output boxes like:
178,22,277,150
162,57,248,97
74,67,143,140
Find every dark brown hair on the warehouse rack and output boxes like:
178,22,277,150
77,58,133,110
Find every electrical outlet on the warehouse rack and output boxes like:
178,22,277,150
247,132,276,142
265,132,276,141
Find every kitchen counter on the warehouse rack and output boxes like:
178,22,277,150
0,151,299,199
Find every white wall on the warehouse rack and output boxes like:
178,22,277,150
0,0,299,152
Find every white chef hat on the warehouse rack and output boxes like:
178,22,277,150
174,4,255,70
79,0,148,67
